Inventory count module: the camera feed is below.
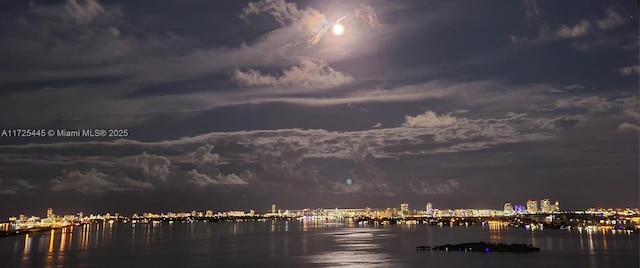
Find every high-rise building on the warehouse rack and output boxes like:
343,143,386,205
272,204,276,214
47,208,54,219
503,202,514,216
526,200,538,214
554,200,560,213
401,203,409,212
425,203,433,217
400,203,409,217
540,199,551,213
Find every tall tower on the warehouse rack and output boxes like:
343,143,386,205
47,208,54,219
425,203,433,217
554,200,560,213
526,200,538,214
272,204,276,214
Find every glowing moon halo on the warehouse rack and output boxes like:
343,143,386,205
332,23,345,36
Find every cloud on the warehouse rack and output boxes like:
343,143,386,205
65,0,105,24
0,188,17,195
618,65,640,76
232,59,353,89
409,179,465,194
239,0,380,48
624,109,640,120
555,96,614,113
190,144,220,165
522,0,540,20
186,145,250,187
137,152,171,182
403,111,458,128
353,5,382,29
509,35,528,43
0,179,38,195
239,0,300,26
556,20,591,38
188,170,248,186
371,122,383,128
231,69,278,87
596,7,625,30
618,123,640,132
50,169,115,194
527,6,625,42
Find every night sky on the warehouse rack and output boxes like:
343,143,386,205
0,0,638,218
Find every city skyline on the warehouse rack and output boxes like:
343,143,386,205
6,198,640,221
0,1,638,217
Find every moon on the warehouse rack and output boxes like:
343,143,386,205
332,24,345,36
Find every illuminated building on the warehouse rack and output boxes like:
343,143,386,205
514,205,526,215
47,208,54,219
425,203,433,217
400,203,409,216
272,204,276,214
227,211,245,217
540,199,551,213
554,201,560,213
205,210,213,217
503,202,514,216
249,210,255,216
526,200,538,214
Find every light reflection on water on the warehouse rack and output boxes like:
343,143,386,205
305,229,398,267
1,221,637,268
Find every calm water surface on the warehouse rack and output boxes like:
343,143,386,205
1,220,638,267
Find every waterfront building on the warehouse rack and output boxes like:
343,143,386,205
401,203,409,216
504,202,514,216
425,203,433,217
526,200,538,214
540,199,551,213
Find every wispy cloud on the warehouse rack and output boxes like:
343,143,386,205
618,123,640,132
50,168,152,194
596,7,625,30
516,6,627,42
0,179,38,195
409,179,465,195
555,20,591,38
618,65,640,76
239,0,300,26
232,59,353,89
65,0,105,24
403,111,458,128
